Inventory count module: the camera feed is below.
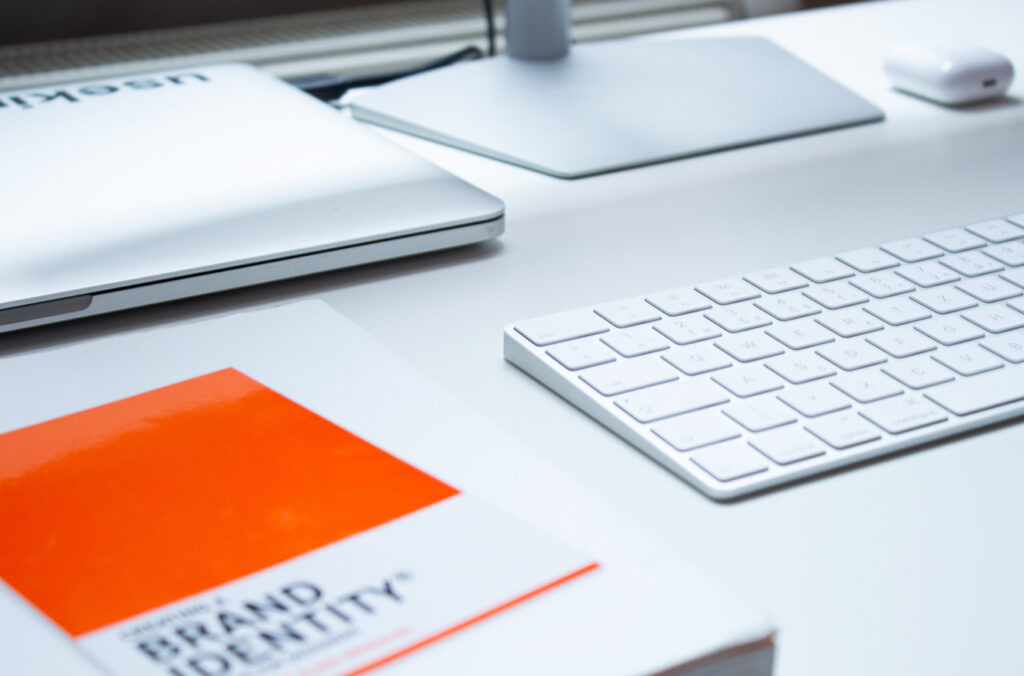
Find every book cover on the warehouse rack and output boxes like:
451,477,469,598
0,367,598,676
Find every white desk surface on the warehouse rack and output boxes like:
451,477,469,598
4,0,1024,674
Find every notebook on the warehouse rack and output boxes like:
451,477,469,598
0,301,774,675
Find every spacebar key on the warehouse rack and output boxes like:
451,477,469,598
924,366,1024,416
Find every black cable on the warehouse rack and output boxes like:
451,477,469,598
343,45,483,88
291,1,497,102
289,45,483,102
482,0,496,57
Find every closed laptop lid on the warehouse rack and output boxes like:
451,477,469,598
0,63,503,309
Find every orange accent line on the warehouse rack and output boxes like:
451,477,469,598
342,562,600,676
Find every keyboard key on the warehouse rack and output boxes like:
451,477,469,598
882,356,955,389
765,352,836,384
714,333,784,363
867,327,936,358
704,304,772,333
863,298,932,326
806,411,881,449
580,356,678,395
515,309,609,346
931,345,1003,376
910,287,977,314
803,282,869,310
849,272,915,298
860,395,947,433
766,319,835,350
744,267,808,294
653,410,741,452
755,292,821,320
1001,268,1024,289
713,365,786,397
690,441,769,481
616,380,728,423
896,261,960,287
837,247,900,272
815,339,888,371
815,308,884,338
1004,298,1024,315
961,305,1024,333
749,427,827,464
695,277,760,305
981,332,1024,363
600,326,670,357
830,369,904,403
1006,213,1024,228
881,237,944,262
914,317,985,345
645,288,711,316
956,276,1021,302
965,218,1024,243
984,241,1024,267
663,343,733,375
925,366,1024,415
546,337,617,370
791,257,856,283
653,316,721,345
723,396,797,432
924,227,987,252
778,382,851,417
939,251,1003,277
594,298,661,327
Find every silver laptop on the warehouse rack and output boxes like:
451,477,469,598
0,63,504,333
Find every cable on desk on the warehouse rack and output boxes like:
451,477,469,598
483,0,496,57
291,0,497,102
288,45,483,102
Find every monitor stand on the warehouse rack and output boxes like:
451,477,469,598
350,21,883,179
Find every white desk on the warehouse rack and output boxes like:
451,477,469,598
4,0,1024,673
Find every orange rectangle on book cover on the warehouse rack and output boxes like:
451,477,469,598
0,368,457,637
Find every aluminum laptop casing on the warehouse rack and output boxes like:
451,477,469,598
0,63,504,332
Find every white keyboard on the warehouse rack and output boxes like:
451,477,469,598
504,215,1024,499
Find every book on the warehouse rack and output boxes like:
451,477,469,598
0,301,774,675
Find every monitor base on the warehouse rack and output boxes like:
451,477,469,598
351,37,884,179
